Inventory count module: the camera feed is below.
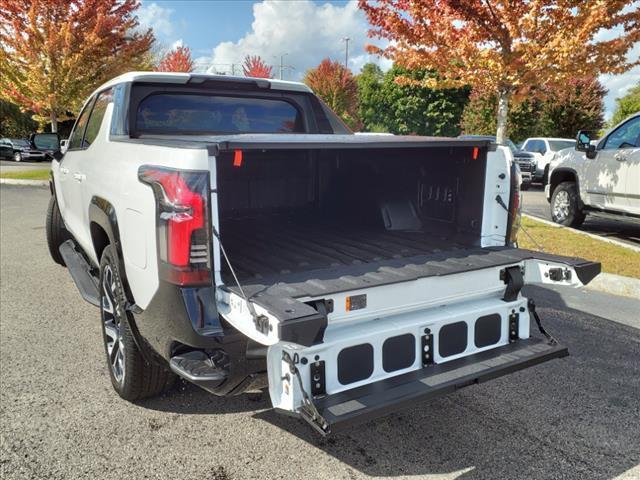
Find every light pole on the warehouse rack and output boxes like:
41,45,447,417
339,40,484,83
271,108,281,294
342,37,351,68
279,53,287,80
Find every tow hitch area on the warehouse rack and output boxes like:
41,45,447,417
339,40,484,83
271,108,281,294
288,336,567,435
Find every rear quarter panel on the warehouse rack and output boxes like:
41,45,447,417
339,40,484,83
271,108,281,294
84,104,211,309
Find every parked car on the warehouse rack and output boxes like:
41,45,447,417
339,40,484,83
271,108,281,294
458,134,537,189
0,137,49,162
521,137,575,185
45,72,600,435
546,113,640,227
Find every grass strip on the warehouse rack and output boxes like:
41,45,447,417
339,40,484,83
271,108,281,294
0,169,50,181
519,216,640,279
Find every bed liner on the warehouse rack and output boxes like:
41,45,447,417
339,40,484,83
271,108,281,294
226,246,600,300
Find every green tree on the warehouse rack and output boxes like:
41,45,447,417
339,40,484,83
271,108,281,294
461,78,606,143
357,64,469,136
0,101,38,138
610,83,640,126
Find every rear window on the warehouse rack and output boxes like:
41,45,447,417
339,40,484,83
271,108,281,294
135,94,304,134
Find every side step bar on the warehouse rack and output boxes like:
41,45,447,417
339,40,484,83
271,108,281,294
59,240,100,307
169,350,228,393
306,337,567,435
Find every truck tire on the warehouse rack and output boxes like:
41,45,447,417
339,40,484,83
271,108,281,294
99,245,175,401
551,181,585,227
46,196,70,266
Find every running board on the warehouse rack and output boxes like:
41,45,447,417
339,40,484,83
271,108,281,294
303,337,567,435
59,240,100,307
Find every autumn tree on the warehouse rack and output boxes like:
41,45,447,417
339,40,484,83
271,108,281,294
0,0,154,132
360,0,640,144
610,82,640,126
358,63,469,136
242,55,273,78
304,59,359,129
157,45,195,73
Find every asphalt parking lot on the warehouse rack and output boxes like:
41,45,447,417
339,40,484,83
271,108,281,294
522,185,640,247
1,185,639,480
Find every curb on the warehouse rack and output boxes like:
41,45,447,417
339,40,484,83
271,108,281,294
523,213,640,253
0,179,48,187
586,272,640,299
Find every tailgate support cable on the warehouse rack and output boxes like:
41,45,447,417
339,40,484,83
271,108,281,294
528,298,558,345
282,351,330,435
212,226,266,326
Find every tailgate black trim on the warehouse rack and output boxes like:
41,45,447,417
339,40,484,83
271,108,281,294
311,336,567,434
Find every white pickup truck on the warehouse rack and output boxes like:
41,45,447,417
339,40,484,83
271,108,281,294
43,72,600,435
546,114,640,227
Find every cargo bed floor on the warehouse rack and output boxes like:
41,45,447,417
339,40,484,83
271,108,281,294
220,215,466,282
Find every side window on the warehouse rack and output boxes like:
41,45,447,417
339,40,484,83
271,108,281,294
83,89,113,147
540,141,548,154
68,98,95,150
604,117,640,150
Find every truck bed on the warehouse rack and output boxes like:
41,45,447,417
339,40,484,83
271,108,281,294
221,215,468,282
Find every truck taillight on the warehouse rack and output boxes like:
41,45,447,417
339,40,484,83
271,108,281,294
507,161,523,245
139,166,211,286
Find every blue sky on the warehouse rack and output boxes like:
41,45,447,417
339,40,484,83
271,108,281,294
138,0,639,120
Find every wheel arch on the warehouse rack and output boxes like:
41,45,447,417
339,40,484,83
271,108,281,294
89,196,136,306
549,168,580,198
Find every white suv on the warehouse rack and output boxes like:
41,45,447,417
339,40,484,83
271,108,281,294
546,114,640,227
521,137,575,185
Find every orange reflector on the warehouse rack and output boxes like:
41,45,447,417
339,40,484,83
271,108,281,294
233,149,243,167
472,147,479,160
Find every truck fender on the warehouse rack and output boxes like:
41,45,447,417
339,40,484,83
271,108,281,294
549,167,580,196
88,196,136,306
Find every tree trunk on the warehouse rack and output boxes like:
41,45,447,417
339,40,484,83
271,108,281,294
496,89,509,145
50,111,58,133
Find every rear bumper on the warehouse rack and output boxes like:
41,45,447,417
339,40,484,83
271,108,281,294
299,336,567,434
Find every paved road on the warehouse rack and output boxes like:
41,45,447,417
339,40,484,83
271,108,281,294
0,159,51,174
522,185,640,247
1,185,639,480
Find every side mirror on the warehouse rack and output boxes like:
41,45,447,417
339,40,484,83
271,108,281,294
575,130,596,159
60,139,68,154
30,133,61,152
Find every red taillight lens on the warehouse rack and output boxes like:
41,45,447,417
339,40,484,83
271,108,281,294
139,166,211,286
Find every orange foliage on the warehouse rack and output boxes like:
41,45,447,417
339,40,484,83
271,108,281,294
242,55,273,78
0,0,154,131
157,46,195,73
304,59,359,128
360,0,640,98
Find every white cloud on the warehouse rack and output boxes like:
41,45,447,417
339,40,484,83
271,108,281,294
199,0,389,78
138,2,175,38
600,43,640,120
169,38,184,50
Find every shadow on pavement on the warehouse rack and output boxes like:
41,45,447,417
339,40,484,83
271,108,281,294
254,286,640,479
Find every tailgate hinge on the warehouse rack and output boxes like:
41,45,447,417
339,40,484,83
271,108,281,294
501,266,524,302
282,351,330,435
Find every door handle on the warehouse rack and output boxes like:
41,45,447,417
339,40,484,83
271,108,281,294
73,172,86,182
60,167,69,174
614,152,627,161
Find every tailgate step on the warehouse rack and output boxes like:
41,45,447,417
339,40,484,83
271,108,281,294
310,337,567,434
59,240,100,306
